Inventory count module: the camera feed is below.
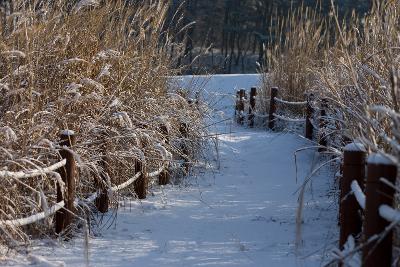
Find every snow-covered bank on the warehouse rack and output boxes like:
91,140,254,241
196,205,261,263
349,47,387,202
4,74,338,267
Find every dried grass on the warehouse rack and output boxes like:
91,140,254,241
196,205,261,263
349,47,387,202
263,0,400,262
0,0,207,252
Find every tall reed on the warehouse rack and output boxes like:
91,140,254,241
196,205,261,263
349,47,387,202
0,0,206,252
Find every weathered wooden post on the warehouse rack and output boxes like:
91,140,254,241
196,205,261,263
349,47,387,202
56,130,77,234
318,98,328,151
339,143,366,249
268,87,279,129
235,90,240,117
195,91,200,105
305,93,314,140
95,156,109,213
248,87,257,128
237,89,246,124
180,121,190,173
159,124,170,185
133,159,147,199
362,154,397,267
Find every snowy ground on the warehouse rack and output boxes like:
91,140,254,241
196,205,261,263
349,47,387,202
4,74,338,267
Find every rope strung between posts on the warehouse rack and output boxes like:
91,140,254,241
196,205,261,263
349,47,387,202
0,159,66,179
272,113,306,123
0,145,171,227
0,201,65,227
274,97,307,106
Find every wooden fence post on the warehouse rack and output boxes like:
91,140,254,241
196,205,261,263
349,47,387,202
159,124,170,185
133,159,147,199
268,87,279,129
248,87,257,128
237,89,245,124
362,154,397,267
305,93,314,140
235,90,240,117
95,156,109,213
180,121,190,173
195,91,200,105
339,143,366,249
55,130,77,234
318,98,328,151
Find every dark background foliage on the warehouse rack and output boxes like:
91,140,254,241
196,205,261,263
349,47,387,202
168,0,372,73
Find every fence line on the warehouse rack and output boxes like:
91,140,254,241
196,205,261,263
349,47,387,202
0,132,173,230
234,87,400,267
338,146,398,267
235,86,314,140
0,163,170,228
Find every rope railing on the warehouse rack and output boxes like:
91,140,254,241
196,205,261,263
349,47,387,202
0,161,170,228
0,159,66,179
0,201,65,227
253,112,269,118
272,113,306,123
0,133,174,230
274,97,307,106
234,87,320,141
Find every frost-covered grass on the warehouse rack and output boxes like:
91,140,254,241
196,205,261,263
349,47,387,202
0,0,207,255
261,0,400,264
262,0,400,157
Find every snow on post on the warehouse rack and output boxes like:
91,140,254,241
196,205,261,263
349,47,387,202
344,142,366,152
339,142,366,249
363,153,397,267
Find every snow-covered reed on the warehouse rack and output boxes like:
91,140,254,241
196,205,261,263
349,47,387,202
260,0,400,264
0,0,208,255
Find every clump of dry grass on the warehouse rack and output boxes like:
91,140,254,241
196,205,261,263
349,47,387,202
263,2,334,100
0,0,207,253
262,0,400,262
262,0,400,153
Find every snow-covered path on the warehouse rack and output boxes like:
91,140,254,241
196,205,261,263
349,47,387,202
8,75,338,267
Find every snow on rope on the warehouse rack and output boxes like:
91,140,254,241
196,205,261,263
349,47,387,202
0,201,65,227
111,171,142,192
272,113,306,123
351,180,365,210
253,112,269,118
379,205,400,223
0,159,67,179
274,97,307,106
